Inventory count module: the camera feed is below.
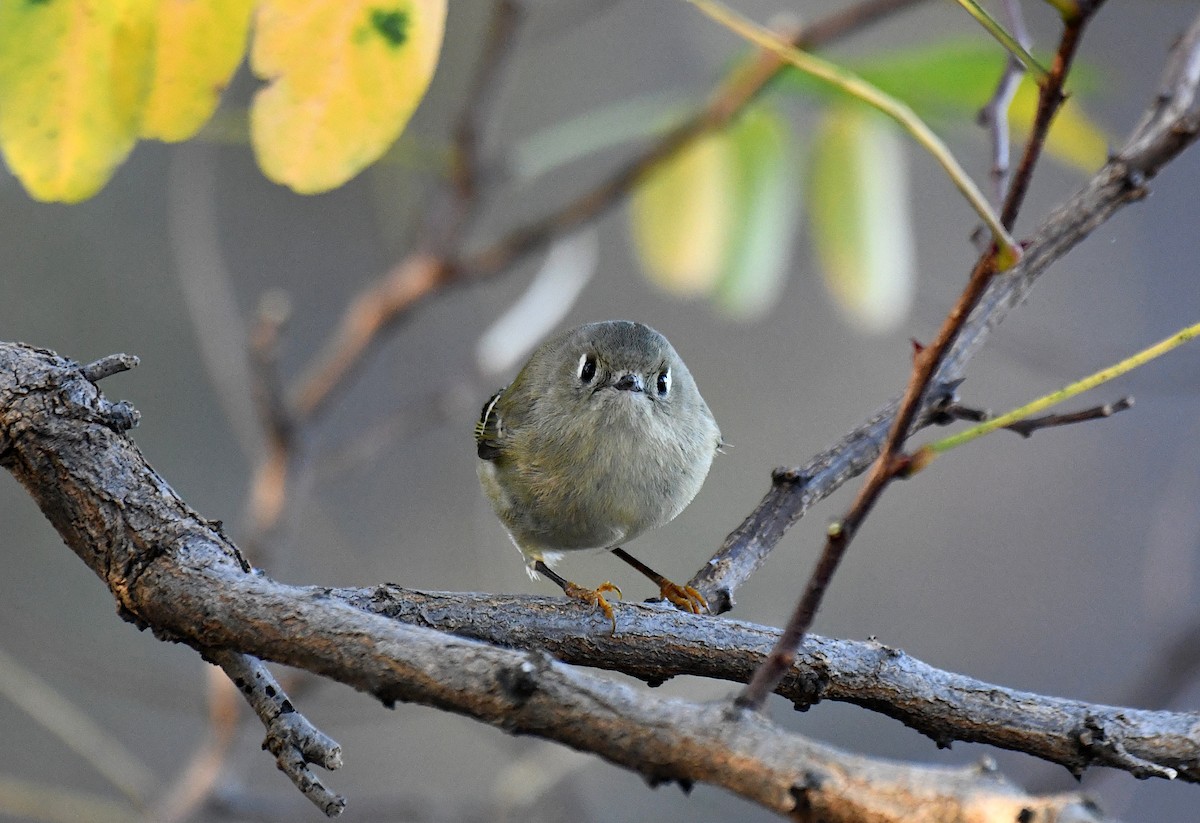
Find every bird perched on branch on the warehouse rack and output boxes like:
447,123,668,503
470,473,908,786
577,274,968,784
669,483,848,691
476,320,722,628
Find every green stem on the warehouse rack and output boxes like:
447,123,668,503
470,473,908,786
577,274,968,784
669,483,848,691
687,0,1020,266
953,0,1049,81
925,319,1200,456
1042,0,1080,21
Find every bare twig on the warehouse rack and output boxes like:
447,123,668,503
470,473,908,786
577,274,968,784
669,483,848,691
80,353,139,383
207,649,346,817
736,0,1106,710
939,397,1134,438
977,0,1034,203
244,291,295,554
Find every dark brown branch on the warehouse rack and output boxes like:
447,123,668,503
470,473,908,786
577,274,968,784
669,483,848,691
0,343,1114,821
939,397,1134,438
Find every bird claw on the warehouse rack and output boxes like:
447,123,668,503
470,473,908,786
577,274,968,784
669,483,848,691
659,580,709,614
563,581,623,633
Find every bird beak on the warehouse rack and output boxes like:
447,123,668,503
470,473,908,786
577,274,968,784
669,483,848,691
612,373,644,393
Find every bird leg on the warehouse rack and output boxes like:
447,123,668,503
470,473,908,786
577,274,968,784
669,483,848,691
610,548,708,614
533,560,622,633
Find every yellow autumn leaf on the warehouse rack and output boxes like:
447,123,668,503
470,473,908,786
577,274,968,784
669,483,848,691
251,0,447,194
0,0,155,203
141,0,255,142
630,131,734,295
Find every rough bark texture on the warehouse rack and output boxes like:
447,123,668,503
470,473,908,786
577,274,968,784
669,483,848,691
0,341,1111,821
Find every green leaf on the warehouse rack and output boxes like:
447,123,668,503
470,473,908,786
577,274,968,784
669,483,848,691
0,0,156,202
715,107,797,318
808,104,915,332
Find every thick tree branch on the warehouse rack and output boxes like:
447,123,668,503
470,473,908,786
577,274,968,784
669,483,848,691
0,341,1115,821
344,587,1199,783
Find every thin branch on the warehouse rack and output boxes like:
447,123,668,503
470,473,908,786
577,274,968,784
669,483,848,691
245,291,295,555
925,318,1199,458
954,0,1046,80
207,649,346,817
1001,397,1137,438
938,396,1134,438
80,353,139,383
735,0,1105,710
978,0,1034,203
999,2,1101,228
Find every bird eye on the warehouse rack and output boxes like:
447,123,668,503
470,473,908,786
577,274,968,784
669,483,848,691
656,368,671,396
578,354,597,383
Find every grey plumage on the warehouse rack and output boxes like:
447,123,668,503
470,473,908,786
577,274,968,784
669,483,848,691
476,320,721,571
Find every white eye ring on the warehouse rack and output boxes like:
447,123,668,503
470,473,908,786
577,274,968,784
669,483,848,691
656,368,671,396
578,353,597,383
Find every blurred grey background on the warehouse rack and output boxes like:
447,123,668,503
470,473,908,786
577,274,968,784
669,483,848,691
3,1,1200,820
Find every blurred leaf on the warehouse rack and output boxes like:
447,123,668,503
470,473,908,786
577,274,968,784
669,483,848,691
715,107,797,318
777,41,1004,124
809,104,915,332
251,0,447,194
631,105,799,316
1010,81,1108,172
777,40,1108,161
630,130,734,295
0,0,155,202
141,0,255,142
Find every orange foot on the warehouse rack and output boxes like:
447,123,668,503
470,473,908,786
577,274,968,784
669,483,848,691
562,581,623,633
659,580,709,614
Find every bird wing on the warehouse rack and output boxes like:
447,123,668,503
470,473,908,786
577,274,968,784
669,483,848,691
475,389,505,460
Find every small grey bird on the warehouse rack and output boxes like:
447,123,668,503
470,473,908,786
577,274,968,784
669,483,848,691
476,320,722,625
